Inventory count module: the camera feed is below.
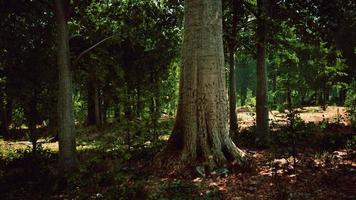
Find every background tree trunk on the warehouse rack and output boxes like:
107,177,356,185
0,90,11,136
159,0,246,170
55,0,78,172
256,0,269,140
228,0,239,135
229,51,238,134
87,76,101,127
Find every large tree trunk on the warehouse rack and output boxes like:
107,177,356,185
157,0,246,170
55,0,78,172
255,0,269,140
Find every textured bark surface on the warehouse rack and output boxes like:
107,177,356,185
55,0,78,172
158,0,246,170
256,0,269,140
228,0,239,135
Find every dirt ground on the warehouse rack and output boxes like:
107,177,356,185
238,106,349,129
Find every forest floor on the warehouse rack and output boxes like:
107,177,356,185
238,106,350,129
0,106,355,199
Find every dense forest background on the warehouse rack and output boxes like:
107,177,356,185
0,0,355,199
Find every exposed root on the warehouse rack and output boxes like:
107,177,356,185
154,136,252,176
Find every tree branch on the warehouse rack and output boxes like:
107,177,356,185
237,40,256,56
242,0,259,18
73,36,114,67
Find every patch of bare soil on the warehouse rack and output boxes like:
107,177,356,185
238,106,350,129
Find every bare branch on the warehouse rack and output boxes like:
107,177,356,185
242,0,259,18
73,36,114,67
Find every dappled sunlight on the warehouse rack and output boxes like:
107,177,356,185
0,0,355,199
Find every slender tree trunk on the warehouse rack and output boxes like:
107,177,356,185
157,0,246,170
87,76,101,127
272,75,276,105
339,88,346,105
317,89,323,106
228,0,239,134
87,80,95,125
55,0,77,172
150,96,159,143
256,0,269,140
114,96,121,122
124,89,134,121
136,86,143,118
102,97,107,125
28,91,38,155
94,81,101,127
5,98,12,127
241,86,247,106
0,90,10,135
0,103,8,135
229,51,238,133
323,86,328,110
286,87,292,110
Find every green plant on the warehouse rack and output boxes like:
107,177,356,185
345,81,356,128
345,135,356,149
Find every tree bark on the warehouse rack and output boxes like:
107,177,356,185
229,51,238,134
255,0,269,140
55,0,78,172
87,79,95,125
94,81,101,126
286,87,292,110
28,90,39,155
157,0,246,170
0,90,11,136
87,76,101,127
0,103,8,136
228,0,239,134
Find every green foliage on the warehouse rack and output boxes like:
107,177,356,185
11,108,26,129
345,135,356,149
345,81,356,127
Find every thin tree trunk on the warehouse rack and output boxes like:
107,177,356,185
55,0,77,172
94,81,101,127
272,75,276,105
136,86,143,118
157,0,246,170
86,75,101,127
102,97,107,125
114,96,121,122
87,79,96,125
256,0,269,140
229,51,238,133
286,87,292,110
228,0,239,134
323,86,328,110
29,90,38,155
5,98,12,127
339,88,346,105
0,101,9,136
